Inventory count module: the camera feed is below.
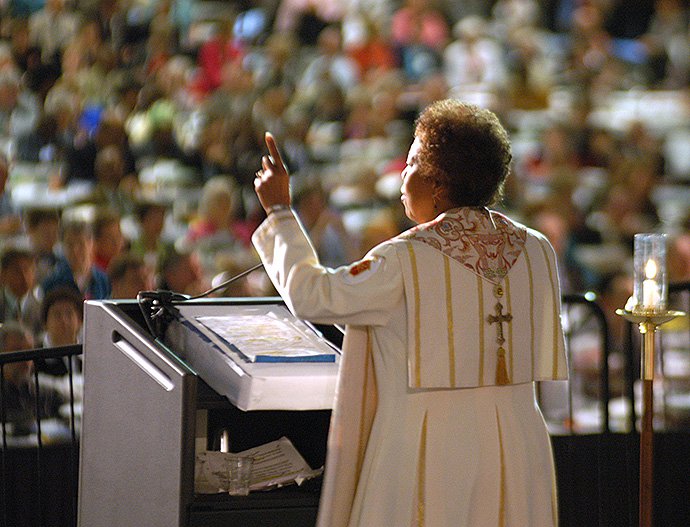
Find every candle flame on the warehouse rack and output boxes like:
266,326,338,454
645,259,657,279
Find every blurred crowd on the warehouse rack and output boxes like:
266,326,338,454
0,0,688,365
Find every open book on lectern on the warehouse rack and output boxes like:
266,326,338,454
180,303,338,363
165,300,340,410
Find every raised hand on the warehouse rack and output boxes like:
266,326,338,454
254,132,291,213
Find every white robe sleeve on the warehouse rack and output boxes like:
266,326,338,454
252,209,403,327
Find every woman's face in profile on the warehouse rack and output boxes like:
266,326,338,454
400,137,437,224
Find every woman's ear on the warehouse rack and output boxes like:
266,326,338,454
431,180,447,201
431,184,443,211
431,179,455,211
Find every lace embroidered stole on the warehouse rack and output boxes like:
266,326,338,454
397,208,527,284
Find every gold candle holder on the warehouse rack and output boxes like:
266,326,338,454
616,309,687,380
615,308,685,527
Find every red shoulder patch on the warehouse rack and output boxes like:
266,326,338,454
349,260,372,276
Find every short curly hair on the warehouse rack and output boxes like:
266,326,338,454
414,99,512,207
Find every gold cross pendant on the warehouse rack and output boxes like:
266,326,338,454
487,301,512,345
487,284,512,384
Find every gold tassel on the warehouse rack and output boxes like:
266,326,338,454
496,347,510,385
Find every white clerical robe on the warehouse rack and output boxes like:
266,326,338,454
252,207,568,527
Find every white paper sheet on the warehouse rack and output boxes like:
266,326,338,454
194,436,322,494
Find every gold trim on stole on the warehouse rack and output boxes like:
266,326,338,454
478,277,485,386
406,242,422,387
523,248,536,377
416,411,428,527
356,329,373,476
536,238,560,377
495,406,507,527
505,276,514,380
443,256,456,387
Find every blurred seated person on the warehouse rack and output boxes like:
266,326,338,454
0,245,42,336
212,255,276,298
391,0,449,54
193,17,245,96
84,145,138,217
7,18,56,98
344,14,397,76
0,153,22,238
185,176,234,242
129,198,172,271
668,222,690,283
292,179,357,267
157,248,206,296
185,176,253,246
64,111,136,184
16,86,78,163
92,207,126,272
108,253,154,299
35,285,83,376
592,183,658,246
525,199,598,293
357,207,401,255
0,321,66,436
42,219,111,300
443,16,507,91
297,25,361,93
24,207,61,282
28,0,81,67
0,68,40,140
390,0,449,80
273,0,345,44
15,112,67,163
250,32,302,92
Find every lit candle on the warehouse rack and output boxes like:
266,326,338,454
633,233,667,314
642,259,660,309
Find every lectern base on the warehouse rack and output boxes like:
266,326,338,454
189,483,321,527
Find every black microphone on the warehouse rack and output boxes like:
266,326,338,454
187,262,265,300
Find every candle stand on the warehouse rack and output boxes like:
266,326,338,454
615,308,685,527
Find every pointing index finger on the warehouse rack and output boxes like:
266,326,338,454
264,132,285,169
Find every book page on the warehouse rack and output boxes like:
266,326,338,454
195,310,336,362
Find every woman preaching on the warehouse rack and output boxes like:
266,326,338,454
252,99,568,527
